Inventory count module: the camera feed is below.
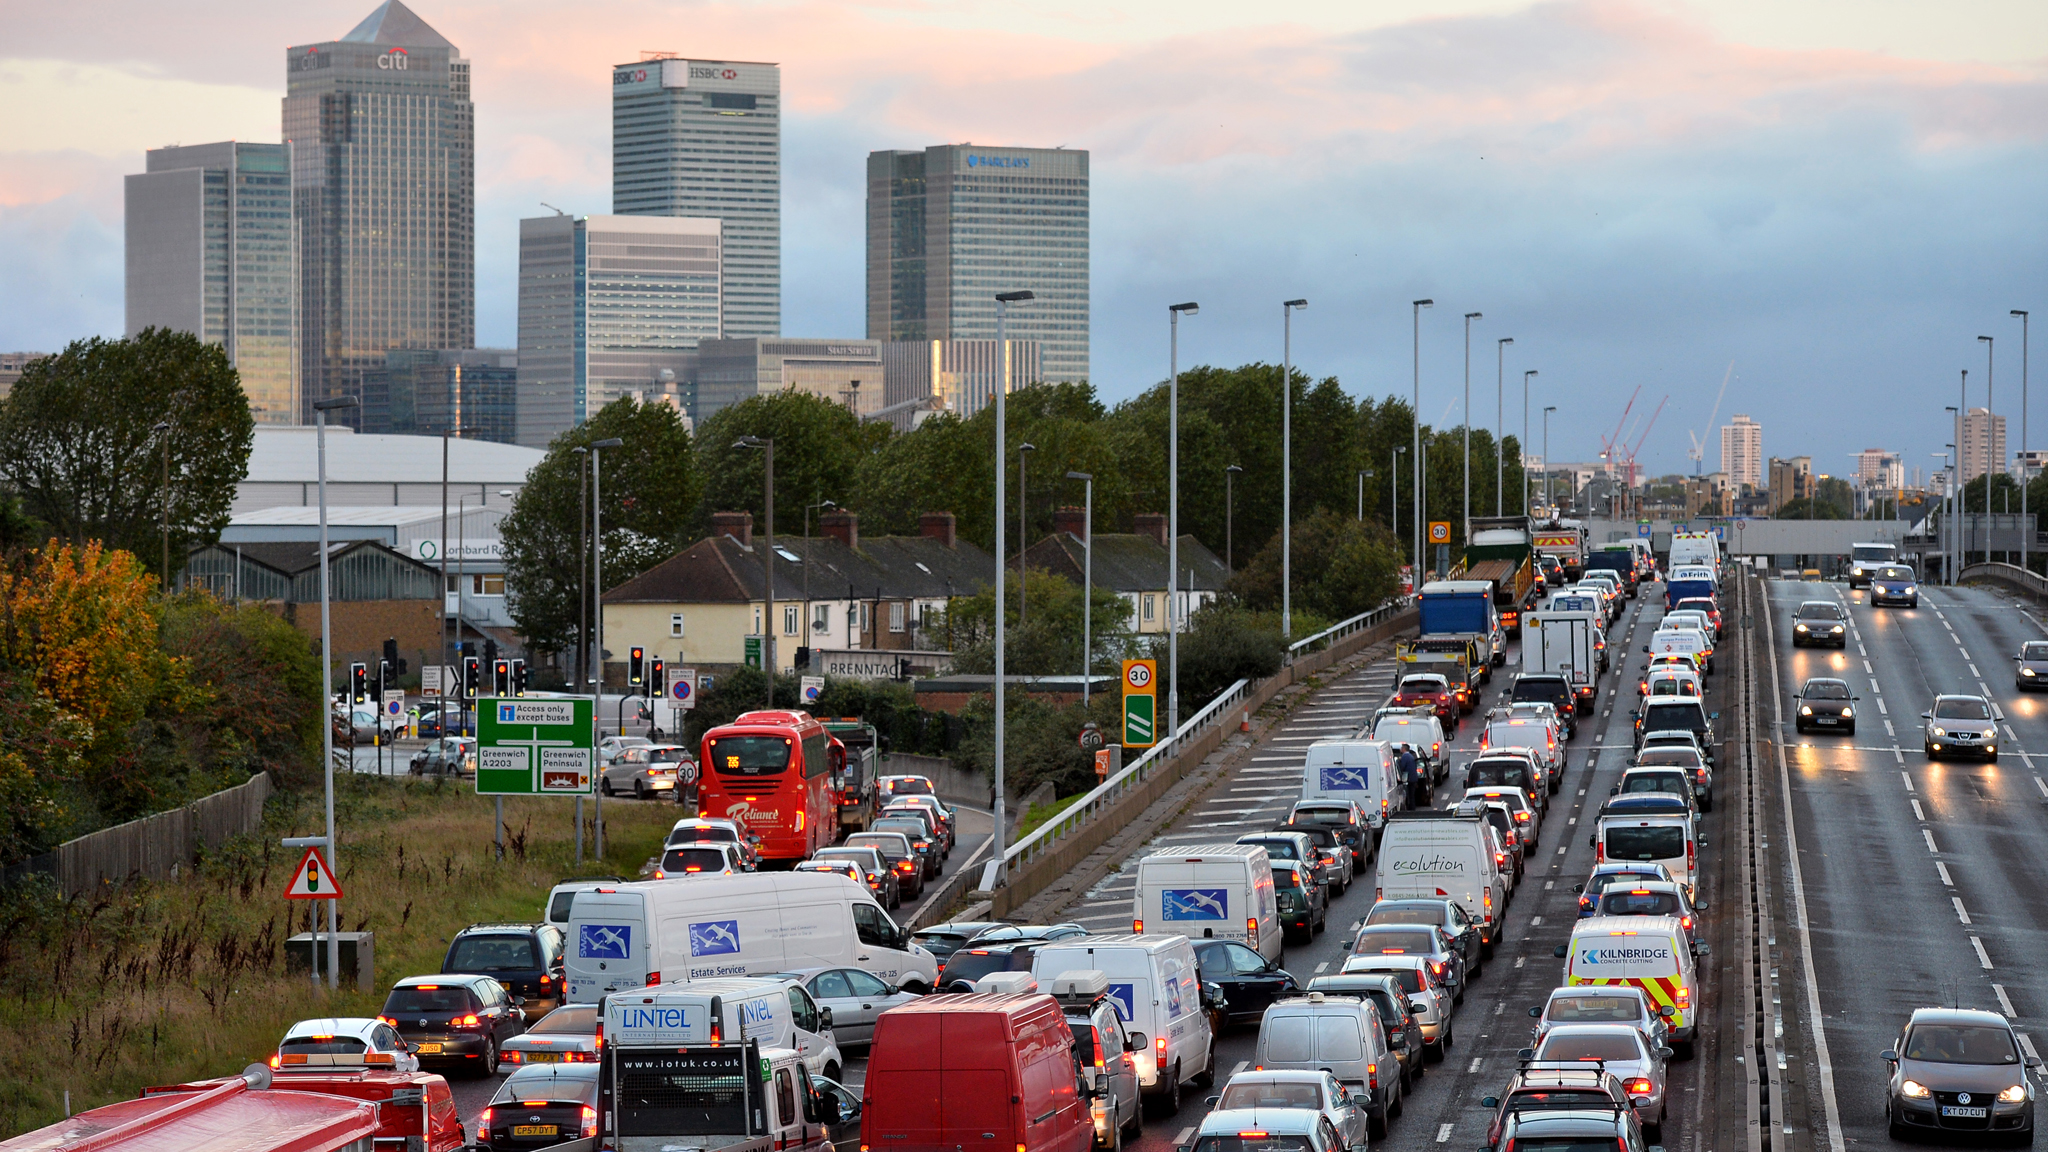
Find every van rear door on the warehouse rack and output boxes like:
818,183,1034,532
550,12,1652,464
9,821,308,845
566,890,648,1003
1597,817,1695,892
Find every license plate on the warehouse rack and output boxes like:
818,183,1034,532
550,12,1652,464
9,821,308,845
524,1051,561,1062
415,1043,442,1054
1816,718,1837,725
1942,1106,1988,1119
512,1124,559,1137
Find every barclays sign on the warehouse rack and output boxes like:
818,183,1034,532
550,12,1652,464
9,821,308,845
966,155,1030,169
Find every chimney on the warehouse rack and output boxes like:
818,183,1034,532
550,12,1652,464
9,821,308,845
821,509,859,551
1133,512,1168,547
711,510,754,546
919,511,957,548
1053,505,1087,542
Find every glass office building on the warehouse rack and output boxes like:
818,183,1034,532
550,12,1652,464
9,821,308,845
516,214,720,446
285,0,474,425
359,347,517,444
612,57,780,341
124,142,295,421
866,145,1089,383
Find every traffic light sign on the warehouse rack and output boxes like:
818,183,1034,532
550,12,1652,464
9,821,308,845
462,656,480,700
350,662,368,705
628,647,646,687
375,659,391,702
648,658,666,696
510,659,527,697
383,637,400,669
492,659,511,696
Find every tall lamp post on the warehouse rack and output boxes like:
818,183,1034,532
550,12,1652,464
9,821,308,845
2017,310,2031,573
1981,335,1996,561
735,435,776,706
588,435,624,860
1357,471,1367,521
312,393,356,990
572,445,589,865
1392,448,1406,566
1067,471,1094,703
1956,375,1968,571
1411,299,1433,575
1523,370,1539,515
1225,464,1243,571
1281,299,1308,638
990,289,1035,886
1168,301,1200,736
1463,311,1481,544
1543,406,1558,516
1496,337,1513,516
1018,442,1036,628
153,420,172,587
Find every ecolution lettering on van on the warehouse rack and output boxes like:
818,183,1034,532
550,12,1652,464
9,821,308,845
1390,855,1468,875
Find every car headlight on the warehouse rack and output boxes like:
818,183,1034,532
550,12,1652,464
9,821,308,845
1800,706,1813,716
1841,708,1853,717
1795,623,1809,631
2025,668,2038,678
1901,1080,1932,1099
1831,625,1844,633
2001,1084,2028,1103
1932,727,1946,738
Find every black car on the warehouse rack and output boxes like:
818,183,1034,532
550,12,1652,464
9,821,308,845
1193,939,1299,1026
908,921,1006,962
1272,860,1327,942
815,1075,865,1152
1509,674,1578,738
1791,600,1849,648
379,973,526,1077
442,923,566,1018
477,1063,599,1148
964,923,1089,945
1794,678,1858,736
1363,898,1484,980
870,816,942,879
936,940,1045,992
1306,972,1428,1090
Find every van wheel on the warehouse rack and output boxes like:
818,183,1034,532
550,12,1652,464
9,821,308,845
1367,1100,1389,1139
900,980,929,996
1193,1043,1217,1087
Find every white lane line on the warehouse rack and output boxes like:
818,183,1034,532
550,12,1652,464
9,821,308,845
1885,720,1895,737
1568,817,1577,825
2006,725,2020,741
1954,897,1972,924
1937,861,1954,886
1995,984,2018,1019
1973,936,1995,970
1877,698,1889,716
1531,916,1545,926
1315,961,1329,974
1544,880,1556,890
1515,956,1527,968
1231,1061,1248,1077
1902,771,1915,792
1250,756,1301,763
1970,664,1982,677
1924,829,1939,853
1556,845,1568,855
1175,1128,1196,1147
1865,659,1876,674
1912,799,1927,821
2019,1033,2041,1066
2036,776,2048,799
1436,1124,1455,1143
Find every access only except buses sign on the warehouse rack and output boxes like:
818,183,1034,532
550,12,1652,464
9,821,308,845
475,696,595,796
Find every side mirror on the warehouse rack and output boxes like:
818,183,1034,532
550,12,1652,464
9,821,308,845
1587,835,1596,847
1206,1096,1222,1107
1656,1046,1675,1060
1696,943,1710,954
2028,1057,2042,1070
1127,1035,1145,1052
1882,1050,1899,1063
407,1042,421,1054
513,996,528,1007
1516,1048,1536,1061
840,1098,863,1122
1409,998,1430,1014
1554,945,1568,958
1609,786,1620,796
820,1007,834,1029
1481,1096,1500,1109
1922,711,1933,720
1658,1005,1676,1018
1571,883,1584,894
1528,1006,1543,1018
1710,712,1721,720
1092,1073,1110,1097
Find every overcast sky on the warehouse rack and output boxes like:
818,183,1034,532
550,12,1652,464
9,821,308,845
2,0,2043,478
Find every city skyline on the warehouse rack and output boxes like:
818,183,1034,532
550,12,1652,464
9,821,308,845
0,0,2041,474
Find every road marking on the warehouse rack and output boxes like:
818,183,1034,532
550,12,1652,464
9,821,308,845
1911,799,1926,821
1995,984,2018,1018
1924,829,1939,853
1578,789,1586,796
1436,1124,1455,1143
1885,719,1895,736
1544,880,1555,890
1232,1061,1248,1077
1937,861,1954,886
1902,771,1915,792
1530,916,1544,926
1972,935,1994,969
1865,659,1875,674
2036,776,2048,799
1971,664,1982,677
1954,897,1972,924
1175,1128,1196,1147
1315,961,1329,974
1568,817,1577,825
1877,698,1889,716
1556,845,1567,855
1515,956,1526,968
2006,725,2020,741
1467,1057,1484,1073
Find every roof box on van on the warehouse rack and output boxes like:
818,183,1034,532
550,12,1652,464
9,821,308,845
975,972,1039,995
1049,970,1109,1003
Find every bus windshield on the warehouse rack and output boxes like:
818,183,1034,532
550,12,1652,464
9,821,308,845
709,736,792,776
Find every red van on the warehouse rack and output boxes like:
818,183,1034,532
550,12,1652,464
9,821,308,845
862,994,1094,1152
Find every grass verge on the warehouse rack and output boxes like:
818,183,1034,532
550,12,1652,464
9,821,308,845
0,772,677,1135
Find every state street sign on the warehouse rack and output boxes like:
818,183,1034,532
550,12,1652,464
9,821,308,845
475,696,595,796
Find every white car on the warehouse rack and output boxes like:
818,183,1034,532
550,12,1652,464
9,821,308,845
273,1017,419,1072
598,735,652,765
653,841,746,878
499,1002,600,1072
776,966,923,1047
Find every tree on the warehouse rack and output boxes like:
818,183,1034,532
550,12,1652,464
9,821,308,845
939,567,1134,678
1156,602,1288,706
1228,509,1402,621
0,329,253,581
500,398,700,659
694,392,882,535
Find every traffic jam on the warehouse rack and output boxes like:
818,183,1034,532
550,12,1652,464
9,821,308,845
20,526,1741,1152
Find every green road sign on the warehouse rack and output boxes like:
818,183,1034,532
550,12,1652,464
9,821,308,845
475,696,595,796
1123,693,1155,748
744,636,763,670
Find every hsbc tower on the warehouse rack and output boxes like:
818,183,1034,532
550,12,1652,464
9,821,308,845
613,57,782,341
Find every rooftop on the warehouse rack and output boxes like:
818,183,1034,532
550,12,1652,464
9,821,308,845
246,426,542,486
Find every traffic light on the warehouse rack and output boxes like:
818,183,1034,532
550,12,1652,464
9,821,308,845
649,658,666,696
383,637,400,671
628,646,646,688
375,659,391,702
492,658,511,696
510,659,527,697
462,656,480,700
483,637,499,673
350,662,368,705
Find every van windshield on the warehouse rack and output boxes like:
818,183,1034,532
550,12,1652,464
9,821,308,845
1643,705,1704,731
708,736,791,776
1606,826,1685,861
1468,760,1533,789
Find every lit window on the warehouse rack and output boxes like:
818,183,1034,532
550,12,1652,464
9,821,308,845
470,573,504,596
670,613,685,638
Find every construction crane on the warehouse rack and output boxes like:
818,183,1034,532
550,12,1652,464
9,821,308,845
1687,362,1735,476
1619,395,1668,488
1599,386,1643,476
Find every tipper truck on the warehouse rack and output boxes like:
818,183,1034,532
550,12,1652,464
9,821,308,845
1463,516,1538,637
1417,580,1500,672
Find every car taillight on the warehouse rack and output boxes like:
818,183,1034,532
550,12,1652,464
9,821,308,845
459,1014,481,1028
377,1015,397,1027
479,1106,494,1130
268,1054,281,1068
898,861,914,873
646,971,661,985
1627,1077,1653,1094
1681,915,1693,930
1368,1061,1378,1091
1687,840,1695,872
594,1022,604,1050
503,1050,523,1063
1675,986,1690,1007
1483,887,1493,919
1496,852,1507,866
1157,1035,1168,1063
1247,916,1258,937
582,1105,599,1137
1134,919,1144,933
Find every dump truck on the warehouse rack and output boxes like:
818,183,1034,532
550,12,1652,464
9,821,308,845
1463,515,1538,638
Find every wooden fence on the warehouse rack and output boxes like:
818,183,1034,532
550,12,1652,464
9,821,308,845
3,773,274,898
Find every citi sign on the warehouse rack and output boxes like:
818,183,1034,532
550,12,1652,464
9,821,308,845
967,155,1030,169
378,48,409,70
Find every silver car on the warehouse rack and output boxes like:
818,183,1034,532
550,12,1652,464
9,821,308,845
601,743,693,799
2019,641,2048,692
1339,954,1454,1061
1884,1007,2039,1141
1210,1069,1369,1152
776,966,921,1047
1523,1023,1673,1140
499,1002,599,1073
1530,986,1671,1051
1924,694,1998,762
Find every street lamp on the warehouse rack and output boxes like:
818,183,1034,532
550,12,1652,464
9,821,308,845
1392,448,1406,560
588,435,624,861
989,289,1034,887
1168,300,1200,737
1981,335,1996,559
734,435,775,705
1496,337,1513,516
153,420,171,588
311,392,357,990
1225,464,1244,571
1412,299,1433,577
1543,406,1558,516
1357,470,1368,521
1018,442,1037,628
1523,370,1539,515
1463,311,1481,545
1067,471,1094,704
439,422,481,694
2016,310,2031,574
1281,298,1308,639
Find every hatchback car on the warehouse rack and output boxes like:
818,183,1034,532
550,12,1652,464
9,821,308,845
1791,600,1849,647
1509,674,1580,738
871,815,943,879
498,1002,598,1072
442,923,565,1019
1339,954,1452,1061
1285,801,1370,867
272,1017,419,1073
1794,678,1858,736
378,973,526,1077
655,842,746,877
1351,923,1466,1004
844,831,924,897
1573,862,1676,918
884,797,957,853
965,923,1089,946
879,804,953,858
777,966,922,1047
935,940,1044,993
1632,746,1713,812
409,737,476,778
476,1063,599,1148
2018,641,2048,692
1925,695,1999,761
1363,898,1484,980
666,817,762,870
1869,565,1920,608
1273,859,1329,942
1194,939,1302,1026
1286,825,1356,893
1238,831,1335,892
600,743,692,799
1884,1007,2038,1141
1530,986,1672,1051
1481,1063,1635,1147
1186,1103,1346,1152
812,846,903,908
1522,1024,1673,1139
907,921,1006,962
1209,1070,1370,1152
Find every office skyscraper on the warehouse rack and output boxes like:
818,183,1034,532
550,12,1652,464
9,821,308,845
867,145,1089,383
286,0,474,425
125,142,295,421
516,214,721,446
1720,414,1763,490
612,57,780,340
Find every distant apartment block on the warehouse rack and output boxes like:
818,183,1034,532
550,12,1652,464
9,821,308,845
0,353,49,402
1961,407,2007,483
1720,414,1763,491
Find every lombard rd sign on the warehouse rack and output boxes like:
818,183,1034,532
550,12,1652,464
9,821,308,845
475,696,594,796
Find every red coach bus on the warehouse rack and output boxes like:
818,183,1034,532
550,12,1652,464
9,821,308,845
696,709,835,865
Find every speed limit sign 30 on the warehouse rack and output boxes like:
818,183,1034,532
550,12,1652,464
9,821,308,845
1123,660,1154,692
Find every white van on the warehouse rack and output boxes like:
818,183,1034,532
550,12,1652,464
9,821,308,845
1367,713,1447,781
1030,934,1215,1108
1647,627,1713,674
601,976,845,1078
1592,803,1698,895
1132,844,1284,961
564,872,939,1004
1374,811,1510,955
1556,915,1702,1057
1301,739,1402,832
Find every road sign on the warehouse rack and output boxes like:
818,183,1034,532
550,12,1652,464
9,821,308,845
744,637,763,669
283,847,343,900
1638,522,1653,537
1123,693,1156,747
800,676,824,704
1428,521,1451,545
1123,660,1155,693
672,670,697,709
385,697,404,718
1078,722,1105,751
475,696,596,796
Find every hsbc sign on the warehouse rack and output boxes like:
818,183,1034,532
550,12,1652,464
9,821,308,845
692,65,740,80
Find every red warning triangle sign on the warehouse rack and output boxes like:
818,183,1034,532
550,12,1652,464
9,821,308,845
284,847,344,900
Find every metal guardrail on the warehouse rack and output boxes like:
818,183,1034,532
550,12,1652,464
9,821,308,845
1285,597,1410,662
1959,561,2048,599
